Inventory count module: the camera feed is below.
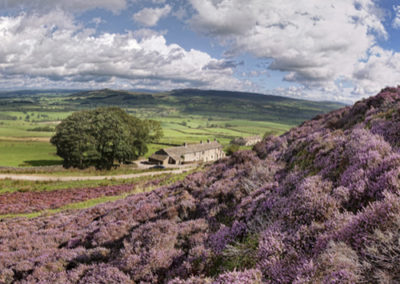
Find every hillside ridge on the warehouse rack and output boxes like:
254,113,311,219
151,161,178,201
67,88,344,124
0,88,344,125
1,87,400,283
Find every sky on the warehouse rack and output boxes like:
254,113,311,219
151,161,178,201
0,0,399,103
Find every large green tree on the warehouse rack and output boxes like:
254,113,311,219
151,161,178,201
51,107,162,170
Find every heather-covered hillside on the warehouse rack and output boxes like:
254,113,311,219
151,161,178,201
1,87,400,283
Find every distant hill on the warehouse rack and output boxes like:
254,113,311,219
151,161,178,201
0,88,344,125
0,89,84,98
66,88,344,125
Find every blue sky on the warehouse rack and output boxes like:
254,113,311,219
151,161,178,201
0,0,399,103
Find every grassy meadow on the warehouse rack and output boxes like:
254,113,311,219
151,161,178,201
0,114,288,167
0,89,343,167
0,114,290,167
0,140,61,167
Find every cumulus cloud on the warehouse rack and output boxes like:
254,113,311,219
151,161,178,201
203,60,243,70
188,0,398,100
353,46,400,96
0,10,244,91
0,0,127,13
173,6,189,21
272,84,357,104
393,5,400,29
133,5,171,27
90,17,106,27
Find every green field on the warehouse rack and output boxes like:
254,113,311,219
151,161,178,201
0,89,343,167
0,117,287,166
0,140,62,167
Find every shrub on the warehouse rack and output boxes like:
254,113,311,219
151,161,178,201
224,144,240,156
51,107,162,170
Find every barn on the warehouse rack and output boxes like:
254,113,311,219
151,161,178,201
149,140,225,165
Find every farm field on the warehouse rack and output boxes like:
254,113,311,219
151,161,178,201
0,140,61,167
0,89,342,167
0,116,288,167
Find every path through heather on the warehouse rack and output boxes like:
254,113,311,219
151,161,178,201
0,167,195,182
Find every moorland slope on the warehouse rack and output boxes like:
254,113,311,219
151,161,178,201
1,87,400,283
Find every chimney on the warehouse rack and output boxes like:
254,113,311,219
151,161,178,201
207,139,210,143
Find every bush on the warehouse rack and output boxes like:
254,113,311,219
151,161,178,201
225,144,240,156
27,126,55,132
51,107,162,170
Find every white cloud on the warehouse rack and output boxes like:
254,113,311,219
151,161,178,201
173,6,189,21
0,0,127,13
352,46,400,96
90,17,106,27
272,84,358,104
133,5,171,27
393,5,400,29
0,11,244,91
188,0,394,100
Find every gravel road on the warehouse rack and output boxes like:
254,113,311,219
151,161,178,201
0,168,194,182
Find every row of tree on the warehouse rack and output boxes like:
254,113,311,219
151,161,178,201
51,107,162,170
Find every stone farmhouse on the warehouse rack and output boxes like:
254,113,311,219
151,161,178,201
149,139,225,165
231,135,262,146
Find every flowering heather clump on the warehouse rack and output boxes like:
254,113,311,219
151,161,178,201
77,264,133,283
214,269,262,283
313,241,361,283
1,87,400,283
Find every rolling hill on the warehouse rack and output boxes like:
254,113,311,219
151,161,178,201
66,88,344,124
0,88,344,124
1,87,399,282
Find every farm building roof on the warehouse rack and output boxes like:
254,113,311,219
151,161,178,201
161,141,222,160
149,154,169,162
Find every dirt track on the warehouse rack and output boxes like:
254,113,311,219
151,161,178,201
0,168,194,182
